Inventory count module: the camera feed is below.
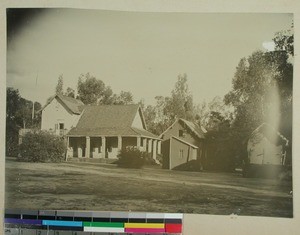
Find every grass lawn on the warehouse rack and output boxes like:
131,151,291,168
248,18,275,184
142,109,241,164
5,159,293,218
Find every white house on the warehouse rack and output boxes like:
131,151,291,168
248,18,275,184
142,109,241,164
247,123,289,167
40,94,84,135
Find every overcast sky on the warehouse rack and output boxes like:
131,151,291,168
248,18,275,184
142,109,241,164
6,9,293,105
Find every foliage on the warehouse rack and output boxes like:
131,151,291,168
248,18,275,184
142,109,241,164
65,87,75,98
223,29,293,166
201,112,236,172
77,73,134,105
116,148,147,168
55,74,64,95
6,87,41,157
142,74,196,135
77,73,109,104
112,91,133,105
273,29,294,56
18,131,66,162
194,96,232,131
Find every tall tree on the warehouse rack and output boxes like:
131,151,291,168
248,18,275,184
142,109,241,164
65,87,75,98
224,29,293,163
55,74,64,95
113,91,134,105
6,88,41,156
195,96,232,130
77,73,112,105
142,74,196,135
164,74,195,122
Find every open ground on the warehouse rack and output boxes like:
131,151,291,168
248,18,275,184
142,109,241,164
5,159,293,218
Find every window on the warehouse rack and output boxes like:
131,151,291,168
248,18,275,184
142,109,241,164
179,149,184,158
179,130,184,137
59,123,64,130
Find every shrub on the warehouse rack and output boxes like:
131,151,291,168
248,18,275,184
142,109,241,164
18,131,66,163
117,147,147,168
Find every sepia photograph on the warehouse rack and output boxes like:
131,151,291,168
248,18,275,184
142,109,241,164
5,8,293,219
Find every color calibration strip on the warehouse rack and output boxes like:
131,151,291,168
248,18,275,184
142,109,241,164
4,209,183,234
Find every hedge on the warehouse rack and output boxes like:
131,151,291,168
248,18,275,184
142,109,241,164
116,147,159,168
18,131,66,163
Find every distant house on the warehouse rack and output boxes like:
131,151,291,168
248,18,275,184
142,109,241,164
247,123,289,167
160,118,205,169
66,105,161,160
40,94,84,136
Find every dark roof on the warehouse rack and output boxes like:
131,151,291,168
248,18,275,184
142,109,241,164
179,118,205,139
251,123,289,146
68,105,159,139
41,94,84,114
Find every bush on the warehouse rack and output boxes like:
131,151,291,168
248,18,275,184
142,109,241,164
116,148,147,168
18,131,66,163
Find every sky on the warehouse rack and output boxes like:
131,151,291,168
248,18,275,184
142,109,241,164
6,9,293,106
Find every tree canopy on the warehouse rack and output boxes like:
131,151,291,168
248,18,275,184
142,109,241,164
142,74,196,135
76,73,133,105
6,87,41,156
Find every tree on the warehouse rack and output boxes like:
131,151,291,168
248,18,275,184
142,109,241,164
195,96,232,130
6,88,22,156
141,74,196,135
6,87,42,157
273,29,294,56
77,73,115,105
224,29,293,164
113,91,134,105
202,112,235,172
65,87,75,98
164,74,195,122
55,74,64,95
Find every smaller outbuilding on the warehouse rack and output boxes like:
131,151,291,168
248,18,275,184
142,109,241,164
160,118,205,170
246,123,289,177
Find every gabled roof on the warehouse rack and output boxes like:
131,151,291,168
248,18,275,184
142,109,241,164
251,123,289,146
41,94,84,115
179,119,206,139
160,118,205,139
67,105,159,139
171,136,198,148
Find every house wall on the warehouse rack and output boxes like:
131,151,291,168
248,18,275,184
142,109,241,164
162,121,198,146
161,139,170,169
132,111,144,129
248,135,283,165
161,120,203,160
168,137,197,169
41,98,80,133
